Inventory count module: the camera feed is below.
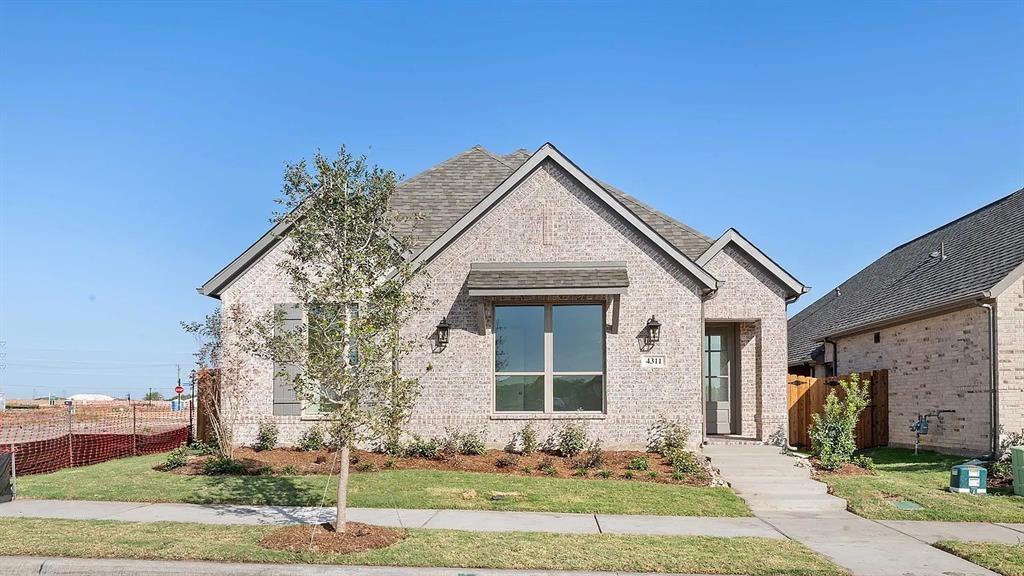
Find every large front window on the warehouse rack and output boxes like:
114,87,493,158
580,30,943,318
494,304,605,413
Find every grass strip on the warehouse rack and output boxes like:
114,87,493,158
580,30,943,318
17,453,750,516
0,517,845,575
935,541,1024,576
818,448,1024,522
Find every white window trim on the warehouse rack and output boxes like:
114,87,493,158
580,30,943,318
491,302,607,416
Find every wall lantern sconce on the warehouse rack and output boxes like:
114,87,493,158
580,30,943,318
436,317,451,346
645,316,662,346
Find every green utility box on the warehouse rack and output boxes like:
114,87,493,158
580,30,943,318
949,464,987,495
1012,446,1024,497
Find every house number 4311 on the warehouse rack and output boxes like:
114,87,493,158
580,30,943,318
640,355,665,368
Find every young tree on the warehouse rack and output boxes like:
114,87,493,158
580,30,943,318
143,391,164,401
809,373,871,470
182,304,245,459
244,146,422,533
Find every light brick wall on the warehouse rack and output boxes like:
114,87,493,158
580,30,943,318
836,306,992,455
996,276,1024,440
401,160,706,448
218,159,792,449
702,245,791,442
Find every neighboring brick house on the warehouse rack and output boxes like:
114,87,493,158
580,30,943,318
789,188,1024,456
199,143,807,449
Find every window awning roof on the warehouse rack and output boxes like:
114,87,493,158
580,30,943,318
466,262,629,296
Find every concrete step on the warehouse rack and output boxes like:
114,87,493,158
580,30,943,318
745,495,849,513
729,482,829,496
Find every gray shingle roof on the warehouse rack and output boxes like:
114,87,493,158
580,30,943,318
788,188,1024,365
466,262,629,294
391,145,712,260
200,144,715,298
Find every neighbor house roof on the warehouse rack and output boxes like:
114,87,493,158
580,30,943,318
466,261,630,296
788,188,1024,366
199,144,718,298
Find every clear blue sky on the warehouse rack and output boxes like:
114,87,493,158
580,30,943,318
1,1,1021,400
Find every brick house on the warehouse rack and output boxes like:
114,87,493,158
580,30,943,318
789,188,1024,456
199,143,807,449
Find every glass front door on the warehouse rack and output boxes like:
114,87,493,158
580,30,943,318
704,326,733,434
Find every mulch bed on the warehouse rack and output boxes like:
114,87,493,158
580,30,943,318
809,460,874,477
160,447,714,485
259,522,405,554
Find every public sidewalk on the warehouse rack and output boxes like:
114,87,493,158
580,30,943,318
0,498,781,538
1,496,1022,543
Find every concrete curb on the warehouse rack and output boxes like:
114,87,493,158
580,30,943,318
2,556,745,576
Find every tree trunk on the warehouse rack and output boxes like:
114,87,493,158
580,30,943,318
335,442,350,533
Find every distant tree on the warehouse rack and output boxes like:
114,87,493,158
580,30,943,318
143,391,164,402
242,146,424,533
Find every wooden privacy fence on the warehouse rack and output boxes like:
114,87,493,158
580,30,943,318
788,369,889,450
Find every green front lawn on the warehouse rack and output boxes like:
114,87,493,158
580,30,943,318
935,541,1024,576
0,517,845,575
819,448,1024,522
16,453,750,516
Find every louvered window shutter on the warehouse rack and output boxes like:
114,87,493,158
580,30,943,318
272,303,302,416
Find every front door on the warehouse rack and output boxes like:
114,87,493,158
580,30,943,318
704,326,734,435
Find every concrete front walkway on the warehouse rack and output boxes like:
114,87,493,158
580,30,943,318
0,498,783,538
703,443,1006,576
2,556,744,576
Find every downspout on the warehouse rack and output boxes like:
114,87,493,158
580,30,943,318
976,301,999,458
699,289,711,446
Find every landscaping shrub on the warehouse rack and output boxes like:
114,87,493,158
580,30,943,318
623,470,635,480
646,471,658,480
809,374,870,470
596,469,612,479
254,418,279,452
383,458,396,469
552,422,588,457
188,441,218,456
990,429,1023,480
164,445,189,470
495,453,519,469
281,464,299,475
404,435,439,459
573,468,588,477
664,447,701,475
671,470,685,481
458,430,487,456
647,416,689,455
852,454,876,471
990,460,1013,480
627,456,651,471
297,425,324,452
520,423,538,455
537,455,557,475
570,440,604,469
435,429,462,461
203,455,249,476
355,462,376,472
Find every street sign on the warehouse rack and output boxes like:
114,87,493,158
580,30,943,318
175,386,184,395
